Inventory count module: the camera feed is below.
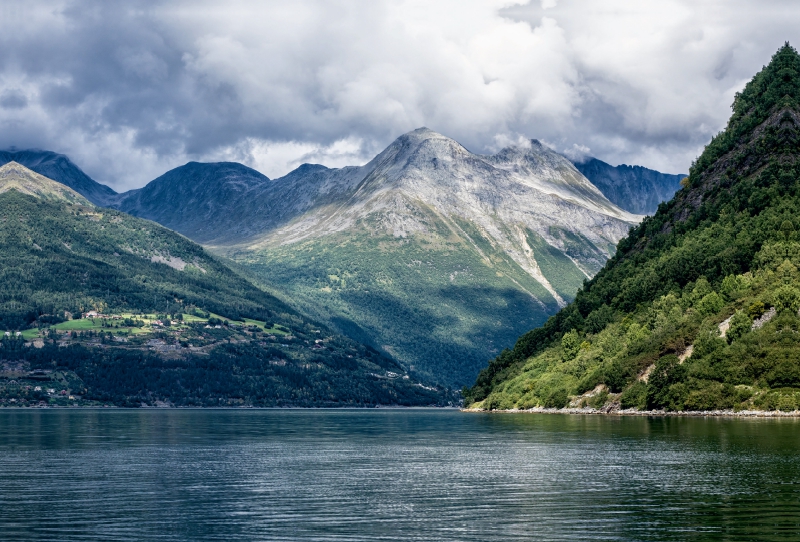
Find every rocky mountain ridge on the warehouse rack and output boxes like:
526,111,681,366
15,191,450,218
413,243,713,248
204,128,642,385
114,128,640,301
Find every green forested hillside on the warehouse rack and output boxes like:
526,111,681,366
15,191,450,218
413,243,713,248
465,44,800,412
0,165,449,407
236,223,562,388
0,190,286,331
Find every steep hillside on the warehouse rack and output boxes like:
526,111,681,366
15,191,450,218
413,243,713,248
0,161,92,204
571,157,686,215
0,149,117,206
112,129,639,387
465,44,800,413
0,163,447,407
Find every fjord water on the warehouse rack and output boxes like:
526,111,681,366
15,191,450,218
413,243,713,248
1,410,799,541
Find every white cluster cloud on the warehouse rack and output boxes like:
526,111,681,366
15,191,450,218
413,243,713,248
1,0,799,190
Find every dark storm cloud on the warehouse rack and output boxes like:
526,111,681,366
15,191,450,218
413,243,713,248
2,0,800,189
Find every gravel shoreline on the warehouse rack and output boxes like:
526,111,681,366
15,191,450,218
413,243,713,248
462,406,800,417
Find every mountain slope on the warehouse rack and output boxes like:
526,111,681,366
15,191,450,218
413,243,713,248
0,163,446,407
571,157,686,215
0,161,91,204
112,128,640,387
116,161,272,239
0,149,117,206
465,43,800,413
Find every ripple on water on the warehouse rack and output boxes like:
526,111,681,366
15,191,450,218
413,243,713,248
1,410,800,541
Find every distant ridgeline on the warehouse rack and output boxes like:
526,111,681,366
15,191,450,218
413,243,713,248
0,162,448,407
465,44,800,413
570,157,686,215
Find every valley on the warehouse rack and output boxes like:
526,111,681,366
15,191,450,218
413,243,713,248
108,128,645,387
0,162,447,407
0,116,686,394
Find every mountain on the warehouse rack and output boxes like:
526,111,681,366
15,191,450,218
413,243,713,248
0,162,447,407
112,128,640,387
465,43,800,413
570,157,686,215
115,161,271,239
0,149,117,206
0,161,91,204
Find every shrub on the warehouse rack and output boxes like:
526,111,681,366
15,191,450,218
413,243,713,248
604,360,632,393
589,389,609,409
754,392,779,411
661,382,689,411
620,381,647,410
747,301,766,318
561,329,581,361
727,310,753,343
778,394,798,412
575,368,604,395
584,304,614,334
696,291,725,316
544,388,569,409
766,360,800,387
646,355,686,409
693,328,727,358
772,284,800,313
625,322,651,350
720,274,751,300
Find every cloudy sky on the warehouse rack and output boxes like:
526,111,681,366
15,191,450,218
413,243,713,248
2,0,799,191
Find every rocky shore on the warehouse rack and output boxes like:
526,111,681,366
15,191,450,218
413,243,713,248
462,406,800,417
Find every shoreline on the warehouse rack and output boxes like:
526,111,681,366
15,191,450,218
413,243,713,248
0,404,460,410
461,406,800,418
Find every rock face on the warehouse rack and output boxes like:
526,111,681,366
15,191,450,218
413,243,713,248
571,157,686,215
0,150,117,206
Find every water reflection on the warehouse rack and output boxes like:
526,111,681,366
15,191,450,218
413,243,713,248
1,409,800,541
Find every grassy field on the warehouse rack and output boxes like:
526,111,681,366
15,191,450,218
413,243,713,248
15,311,290,340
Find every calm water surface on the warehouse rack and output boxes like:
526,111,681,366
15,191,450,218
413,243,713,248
1,409,800,541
